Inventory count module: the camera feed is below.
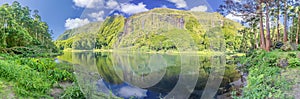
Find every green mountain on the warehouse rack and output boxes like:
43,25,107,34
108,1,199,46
55,8,243,52
55,21,102,50
56,21,102,40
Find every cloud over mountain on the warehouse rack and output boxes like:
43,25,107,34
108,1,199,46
65,18,90,29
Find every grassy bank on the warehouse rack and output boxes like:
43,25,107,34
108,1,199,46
0,54,84,98
235,50,300,98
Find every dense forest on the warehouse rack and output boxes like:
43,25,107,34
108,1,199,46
219,0,300,52
0,1,58,55
0,1,83,98
218,0,300,98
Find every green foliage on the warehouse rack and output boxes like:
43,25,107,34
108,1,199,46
56,8,243,52
97,16,125,49
0,54,76,98
288,58,300,68
237,50,296,98
57,22,102,41
242,65,290,98
60,83,85,99
0,1,58,54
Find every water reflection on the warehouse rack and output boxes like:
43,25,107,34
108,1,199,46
57,52,240,99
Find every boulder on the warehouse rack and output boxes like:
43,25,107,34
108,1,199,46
280,42,297,51
278,58,288,68
274,41,284,49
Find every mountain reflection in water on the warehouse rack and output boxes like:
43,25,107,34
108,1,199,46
57,52,240,99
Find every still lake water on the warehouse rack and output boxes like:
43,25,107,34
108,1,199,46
57,52,240,99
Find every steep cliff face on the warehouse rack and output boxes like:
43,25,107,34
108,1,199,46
97,16,125,49
56,8,243,51
116,8,221,51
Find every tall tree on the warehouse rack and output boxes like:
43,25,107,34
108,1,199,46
219,0,267,50
276,0,281,41
297,7,300,45
258,0,266,49
283,0,288,42
265,0,272,51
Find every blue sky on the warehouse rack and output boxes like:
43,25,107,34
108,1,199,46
0,0,224,40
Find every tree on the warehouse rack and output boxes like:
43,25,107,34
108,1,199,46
276,0,281,41
265,0,273,51
219,0,267,50
296,6,300,44
283,0,288,42
0,1,58,53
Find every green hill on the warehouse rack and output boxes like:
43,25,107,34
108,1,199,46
55,8,243,52
56,21,102,40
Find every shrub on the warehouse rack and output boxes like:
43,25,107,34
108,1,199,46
288,58,300,68
0,54,76,97
60,83,85,99
237,50,292,98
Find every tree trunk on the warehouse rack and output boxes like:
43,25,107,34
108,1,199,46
259,0,266,50
265,3,271,51
297,12,300,45
277,0,280,41
291,17,295,42
283,0,288,42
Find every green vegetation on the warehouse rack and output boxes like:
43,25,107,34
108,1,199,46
0,54,82,98
220,0,300,97
57,22,102,41
55,21,103,50
55,8,242,52
0,1,58,54
0,2,85,98
0,0,299,98
234,50,300,98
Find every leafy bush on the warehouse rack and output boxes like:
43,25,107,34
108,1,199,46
242,65,290,98
0,60,51,97
237,50,293,98
0,54,76,97
60,83,85,99
288,58,300,68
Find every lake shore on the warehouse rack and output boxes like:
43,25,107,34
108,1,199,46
62,49,246,56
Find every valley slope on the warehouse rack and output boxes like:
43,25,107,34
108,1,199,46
55,8,243,52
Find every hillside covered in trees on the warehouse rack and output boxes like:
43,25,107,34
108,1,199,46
55,8,243,52
0,1,58,55
219,0,300,52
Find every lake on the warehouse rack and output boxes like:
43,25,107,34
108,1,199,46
57,52,241,99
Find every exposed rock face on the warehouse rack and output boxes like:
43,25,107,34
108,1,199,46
56,8,242,51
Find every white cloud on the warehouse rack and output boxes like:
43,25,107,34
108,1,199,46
168,0,187,8
106,0,119,9
120,3,149,15
89,11,105,21
73,0,104,8
118,86,147,98
161,5,168,8
233,0,242,2
65,18,90,29
225,13,243,22
190,5,207,12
